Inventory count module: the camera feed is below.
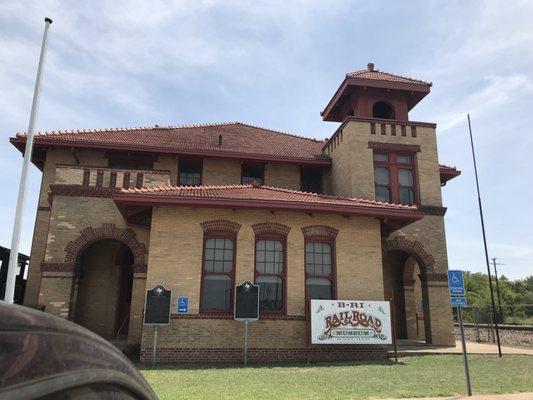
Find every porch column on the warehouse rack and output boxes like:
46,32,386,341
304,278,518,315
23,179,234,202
421,273,455,345
127,265,148,346
403,279,417,340
38,262,75,318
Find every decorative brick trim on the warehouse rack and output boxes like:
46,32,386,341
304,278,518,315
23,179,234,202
132,263,148,273
64,223,147,265
252,222,291,237
41,262,75,272
82,169,90,186
171,313,306,321
123,172,130,189
380,123,386,135
411,125,417,138
96,170,104,187
135,173,144,189
423,273,448,282
200,220,242,235
301,225,339,240
401,125,407,137
419,205,447,216
140,346,387,364
370,122,376,135
50,184,119,198
109,171,117,188
384,236,435,273
391,124,397,136
368,141,421,153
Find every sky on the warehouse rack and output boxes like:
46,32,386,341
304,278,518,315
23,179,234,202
0,0,532,280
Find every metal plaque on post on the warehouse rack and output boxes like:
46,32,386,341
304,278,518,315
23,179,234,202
144,284,171,366
234,281,259,367
234,280,259,321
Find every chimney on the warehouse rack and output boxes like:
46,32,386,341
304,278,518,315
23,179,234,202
218,134,223,147
367,62,375,71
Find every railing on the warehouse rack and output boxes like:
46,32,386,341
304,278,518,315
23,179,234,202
55,165,171,189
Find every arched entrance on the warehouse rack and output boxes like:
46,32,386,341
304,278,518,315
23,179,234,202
73,239,134,339
382,237,434,343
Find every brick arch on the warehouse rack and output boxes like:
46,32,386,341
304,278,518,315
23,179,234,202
200,220,241,235
252,222,291,237
384,236,435,274
64,223,147,273
301,225,339,241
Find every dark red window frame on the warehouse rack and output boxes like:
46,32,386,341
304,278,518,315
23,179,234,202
253,233,287,315
373,151,419,205
304,236,336,302
199,230,237,315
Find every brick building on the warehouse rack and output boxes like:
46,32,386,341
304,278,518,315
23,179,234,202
10,64,460,362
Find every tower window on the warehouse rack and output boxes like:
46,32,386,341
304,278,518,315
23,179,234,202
372,101,395,119
373,152,417,205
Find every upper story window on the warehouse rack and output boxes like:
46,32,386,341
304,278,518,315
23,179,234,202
179,158,203,186
372,101,395,120
241,163,264,185
300,167,323,194
374,152,417,205
255,237,285,313
200,234,236,312
305,240,335,300
107,152,154,170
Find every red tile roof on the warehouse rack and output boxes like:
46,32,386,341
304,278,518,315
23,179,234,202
346,69,431,86
439,164,461,185
11,122,329,165
113,184,423,223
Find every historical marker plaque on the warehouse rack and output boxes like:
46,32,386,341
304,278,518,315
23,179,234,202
144,284,171,325
234,281,259,321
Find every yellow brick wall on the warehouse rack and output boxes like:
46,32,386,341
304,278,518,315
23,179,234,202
142,205,383,349
202,158,241,185
264,163,300,190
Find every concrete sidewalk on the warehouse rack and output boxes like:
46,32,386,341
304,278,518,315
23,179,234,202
389,341,533,356
383,393,533,399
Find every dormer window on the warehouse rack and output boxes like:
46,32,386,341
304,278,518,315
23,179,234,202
372,101,395,120
374,152,417,205
241,163,264,185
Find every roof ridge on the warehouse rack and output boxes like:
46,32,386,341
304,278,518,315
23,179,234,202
347,69,431,85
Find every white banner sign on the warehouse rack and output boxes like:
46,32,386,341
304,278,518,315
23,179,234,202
310,300,392,345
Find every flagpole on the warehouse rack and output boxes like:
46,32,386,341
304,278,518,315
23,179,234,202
466,114,502,357
4,17,52,304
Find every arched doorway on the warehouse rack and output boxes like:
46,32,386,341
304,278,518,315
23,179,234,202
73,239,134,339
382,237,434,343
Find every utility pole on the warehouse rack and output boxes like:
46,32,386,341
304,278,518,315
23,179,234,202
4,18,52,303
467,114,502,357
492,258,504,321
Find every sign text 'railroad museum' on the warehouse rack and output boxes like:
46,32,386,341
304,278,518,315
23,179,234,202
10,63,461,363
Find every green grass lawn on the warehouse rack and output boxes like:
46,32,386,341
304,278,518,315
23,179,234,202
139,355,533,400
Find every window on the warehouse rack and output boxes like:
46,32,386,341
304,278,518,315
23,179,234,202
200,235,235,312
107,152,154,170
373,152,417,205
305,241,334,300
241,163,264,185
179,158,202,186
372,101,395,119
255,238,285,312
300,167,323,194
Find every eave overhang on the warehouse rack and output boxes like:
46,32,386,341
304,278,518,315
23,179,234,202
439,165,461,186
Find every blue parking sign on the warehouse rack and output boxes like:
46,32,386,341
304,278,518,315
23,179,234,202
451,296,468,307
448,270,465,296
177,297,188,313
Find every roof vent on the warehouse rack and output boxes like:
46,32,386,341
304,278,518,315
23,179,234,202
154,124,169,130
367,62,375,71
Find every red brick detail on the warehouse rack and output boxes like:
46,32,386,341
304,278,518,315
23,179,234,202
391,124,397,136
64,223,147,265
419,205,447,216
123,172,130,189
384,236,435,273
411,125,417,138
171,313,305,321
132,263,148,274
200,220,241,234
368,142,421,153
301,225,339,240
41,262,75,272
139,346,387,364
37,206,51,211
96,170,104,187
252,222,291,237
135,173,143,189
50,184,119,198
380,123,386,135
423,273,448,282
401,125,406,137
370,122,376,135
82,169,90,186
109,171,117,188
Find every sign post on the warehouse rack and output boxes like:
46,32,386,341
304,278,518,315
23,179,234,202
448,270,472,397
144,284,171,366
234,281,259,367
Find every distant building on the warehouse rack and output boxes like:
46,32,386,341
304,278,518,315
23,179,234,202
10,64,460,362
0,246,29,304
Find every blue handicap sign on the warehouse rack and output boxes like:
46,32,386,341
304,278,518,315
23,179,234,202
177,297,188,313
448,270,465,296
451,296,468,307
